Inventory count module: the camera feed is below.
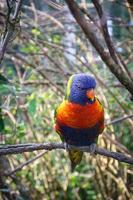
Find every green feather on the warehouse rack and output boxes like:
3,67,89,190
54,107,57,120
69,150,83,172
54,107,65,142
65,75,75,100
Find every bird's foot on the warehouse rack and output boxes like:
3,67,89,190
64,142,69,151
88,143,96,155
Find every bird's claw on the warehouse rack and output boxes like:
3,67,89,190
89,143,96,155
64,142,96,154
64,142,69,151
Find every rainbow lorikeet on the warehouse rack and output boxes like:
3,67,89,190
55,74,104,171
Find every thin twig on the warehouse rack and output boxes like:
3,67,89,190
0,142,133,165
0,0,22,64
5,150,48,176
106,114,133,126
64,0,133,95
92,0,133,81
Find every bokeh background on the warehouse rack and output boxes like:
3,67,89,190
0,0,133,199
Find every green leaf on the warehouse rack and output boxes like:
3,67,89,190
21,42,40,53
0,74,9,84
28,99,36,116
52,34,61,43
32,28,41,36
0,84,16,95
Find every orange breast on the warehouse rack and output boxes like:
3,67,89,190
56,100,104,129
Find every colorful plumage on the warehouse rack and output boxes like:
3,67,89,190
55,74,104,171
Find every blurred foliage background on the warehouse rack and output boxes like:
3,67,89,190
0,0,133,199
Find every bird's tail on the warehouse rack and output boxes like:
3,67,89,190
68,150,83,172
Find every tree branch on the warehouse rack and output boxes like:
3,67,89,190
0,0,22,65
5,150,48,176
64,0,133,95
106,114,133,126
0,142,133,165
92,0,133,81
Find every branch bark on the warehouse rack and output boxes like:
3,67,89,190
105,114,133,126
5,151,48,176
0,0,22,65
92,0,133,81
64,0,133,95
0,142,133,165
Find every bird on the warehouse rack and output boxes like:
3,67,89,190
54,73,104,171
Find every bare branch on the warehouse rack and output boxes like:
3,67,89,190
0,142,133,165
64,0,133,95
92,0,133,82
5,150,48,176
106,114,133,126
0,0,22,65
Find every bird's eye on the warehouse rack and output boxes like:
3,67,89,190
76,84,88,90
77,85,81,89
76,85,84,90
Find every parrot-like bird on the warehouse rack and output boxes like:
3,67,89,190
55,74,104,171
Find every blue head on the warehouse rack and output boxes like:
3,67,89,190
66,74,96,105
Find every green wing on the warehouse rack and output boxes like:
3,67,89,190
54,106,65,142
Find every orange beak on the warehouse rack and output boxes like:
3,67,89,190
86,89,95,100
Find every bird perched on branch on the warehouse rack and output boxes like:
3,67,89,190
55,74,104,171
